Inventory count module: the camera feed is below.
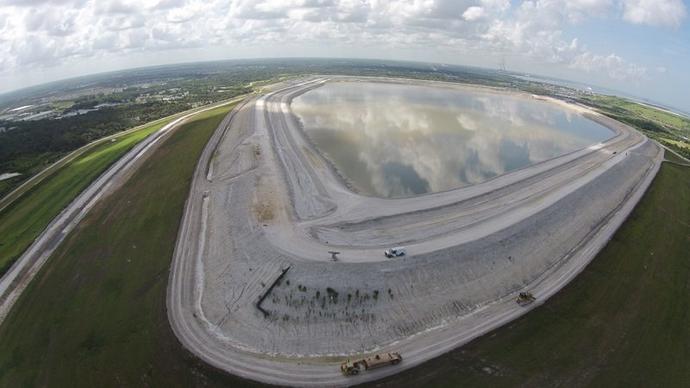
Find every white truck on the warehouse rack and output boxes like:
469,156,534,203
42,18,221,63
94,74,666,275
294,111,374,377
384,247,406,258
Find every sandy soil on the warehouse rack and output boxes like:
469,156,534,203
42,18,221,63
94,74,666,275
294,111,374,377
167,77,662,386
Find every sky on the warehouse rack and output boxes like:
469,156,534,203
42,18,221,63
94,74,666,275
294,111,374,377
0,0,688,112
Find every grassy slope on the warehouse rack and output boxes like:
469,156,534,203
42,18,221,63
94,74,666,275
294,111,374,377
620,103,689,131
588,96,690,132
0,153,62,199
583,95,690,160
660,138,690,150
369,159,690,388
664,149,690,165
0,119,169,276
0,96,246,211
0,104,260,387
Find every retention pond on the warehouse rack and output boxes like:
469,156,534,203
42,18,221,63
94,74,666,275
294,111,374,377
292,81,613,198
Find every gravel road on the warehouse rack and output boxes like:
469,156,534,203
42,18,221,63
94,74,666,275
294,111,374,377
167,77,662,387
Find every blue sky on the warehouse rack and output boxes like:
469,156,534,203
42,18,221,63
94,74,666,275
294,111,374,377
560,9,690,109
0,0,688,112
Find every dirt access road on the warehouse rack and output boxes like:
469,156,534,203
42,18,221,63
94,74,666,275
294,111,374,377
167,77,662,387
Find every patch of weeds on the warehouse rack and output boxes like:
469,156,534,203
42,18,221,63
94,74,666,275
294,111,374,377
326,287,339,304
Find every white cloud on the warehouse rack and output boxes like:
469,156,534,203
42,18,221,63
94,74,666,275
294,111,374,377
570,52,647,80
478,0,649,81
0,0,678,87
562,0,615,23
622,0,687,28
463,6,486,21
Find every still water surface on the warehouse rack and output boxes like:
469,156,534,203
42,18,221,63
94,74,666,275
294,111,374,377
292,81,613,198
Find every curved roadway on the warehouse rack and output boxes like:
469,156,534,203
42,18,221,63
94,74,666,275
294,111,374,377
167,77,662,386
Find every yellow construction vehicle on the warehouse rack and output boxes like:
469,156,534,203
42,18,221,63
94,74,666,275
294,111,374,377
340,352,402,376
516,291,536,306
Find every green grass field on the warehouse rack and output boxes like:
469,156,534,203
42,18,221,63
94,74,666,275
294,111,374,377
369,159,690,388
0,103,259,388
582,95,690,161
664,149,690,165
587,95,690,132
0,119,170,276
0,177,20,200
0,152,62,199
661,138,690,151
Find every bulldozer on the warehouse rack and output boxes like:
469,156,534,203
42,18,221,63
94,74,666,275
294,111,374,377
516,291,536,306
341,352,402,376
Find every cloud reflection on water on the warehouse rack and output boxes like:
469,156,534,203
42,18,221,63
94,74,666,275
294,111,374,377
292,82,612,198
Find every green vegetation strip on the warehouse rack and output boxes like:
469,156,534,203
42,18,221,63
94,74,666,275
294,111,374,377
0,114,177,203
0,153,62,199
581,95,690,161
0,119,172,276
664,149,690,165
369,159,690,388
0,104,259,387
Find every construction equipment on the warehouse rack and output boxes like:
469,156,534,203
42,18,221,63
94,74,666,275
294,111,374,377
516,291,536,306
341,352,402,376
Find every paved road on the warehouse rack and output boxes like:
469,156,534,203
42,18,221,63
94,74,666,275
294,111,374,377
167,78,662,387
